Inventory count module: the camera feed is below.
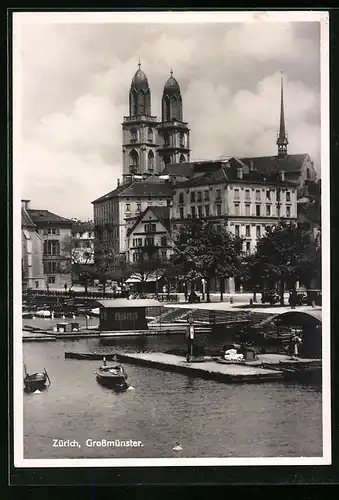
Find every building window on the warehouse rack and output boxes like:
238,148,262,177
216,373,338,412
44,240,60,256
235,225,240,237
286,191,291,202
216,204,222,216
145,237,155,247
204,190,210,201
179,192,184,204
198,206,203,218
191,206,196,218
197,191,202,203
266,204,271,216
256,226,261,238
161,249,167,261
190,192,196,203
148,151,155,172
137,238,142,246
216,189,221,200
307,168,311,179
179,154,186,163
245,189,250,200
245,225,250,237
88,232,92,238
179,207,184,219
255,189,261,201
246,241,251,254
129,149,139,172
126,204,131,212
234,203,240,216
44,228,60,235
266,190,271,200
148,128,153,142
145,223,156,233
286,206,291,217
136,203,141,212
131,128,137,142
256,204,261,217
48,276,55,284
161,236,167,247
47,261,59,273
164,132,170,146
205,205,210,217
180,133,185,147
245,203,250,216
234,188,240,200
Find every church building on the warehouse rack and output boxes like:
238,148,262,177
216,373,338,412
93,63,190,254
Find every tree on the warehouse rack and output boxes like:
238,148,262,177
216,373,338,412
245,221,320,304
62,235,95,293
127,244,167,296
170,219,243,302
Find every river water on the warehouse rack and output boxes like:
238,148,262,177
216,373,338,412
23,334,322,459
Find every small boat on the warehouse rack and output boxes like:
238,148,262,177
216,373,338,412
96,359,128,391
23,365,51,392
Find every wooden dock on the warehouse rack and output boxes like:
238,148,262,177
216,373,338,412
64,351,284,383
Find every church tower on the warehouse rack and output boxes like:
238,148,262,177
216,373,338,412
157,70,190,170
276,72,288,158
122,62,159,183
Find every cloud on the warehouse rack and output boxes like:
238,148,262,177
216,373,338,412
16,18,322,220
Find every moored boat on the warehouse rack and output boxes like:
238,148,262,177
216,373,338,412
96,358,129,391
23,365,51,392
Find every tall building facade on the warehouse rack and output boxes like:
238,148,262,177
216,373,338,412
27,203,73,289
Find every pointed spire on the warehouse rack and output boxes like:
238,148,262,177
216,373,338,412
170,69,173,77
277,71,288,157
138,60,141,70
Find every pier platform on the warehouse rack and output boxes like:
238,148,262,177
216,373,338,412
64,351,284,383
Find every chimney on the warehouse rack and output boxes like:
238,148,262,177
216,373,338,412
21,199,30,210
237,167,243,179
117,179,120,187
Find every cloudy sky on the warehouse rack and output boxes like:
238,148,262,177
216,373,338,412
15,13,323,220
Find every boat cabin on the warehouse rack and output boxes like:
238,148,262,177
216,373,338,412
96,299,161,332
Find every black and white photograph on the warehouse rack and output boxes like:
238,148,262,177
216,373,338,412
12,10,330,468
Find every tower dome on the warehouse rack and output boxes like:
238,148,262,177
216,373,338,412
131,67,150,91
163,71,181,95
129,62,151,117
162,70,183,122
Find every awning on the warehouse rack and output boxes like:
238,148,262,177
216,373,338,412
125,271,164,283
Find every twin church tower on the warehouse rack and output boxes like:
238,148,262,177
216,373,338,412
122,63,190,184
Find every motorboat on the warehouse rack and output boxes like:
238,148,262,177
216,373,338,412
96,360,128,391
23,365,51,392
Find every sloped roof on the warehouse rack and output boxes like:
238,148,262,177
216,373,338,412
27,209,73,225
120,181,173,198
126,205,170,237
21,207,36,227
240,154,309,174
72,221,95,233
176,163,295,188
92,184,130,204
92,179,173,204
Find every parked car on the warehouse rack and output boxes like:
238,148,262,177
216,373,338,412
188,291,200,303
261,290,280,305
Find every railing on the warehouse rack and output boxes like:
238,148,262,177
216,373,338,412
124,115,158,122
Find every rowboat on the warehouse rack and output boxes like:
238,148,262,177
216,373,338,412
96,359,128,391
23,365,51,392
